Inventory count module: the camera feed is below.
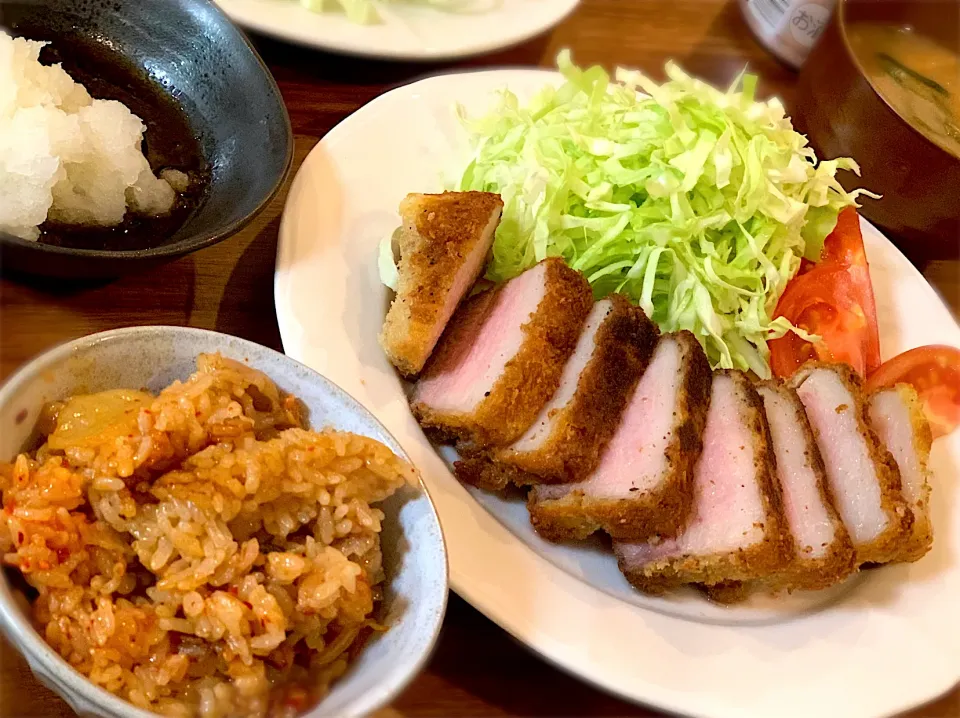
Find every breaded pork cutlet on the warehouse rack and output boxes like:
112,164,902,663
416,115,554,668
527,331,711,541
410,257,593,447
790,363,913,566
455,295,657,491
614,371,789,595
379,191,503,376
868,384,934,562
706,383,856,603
755,382,856,590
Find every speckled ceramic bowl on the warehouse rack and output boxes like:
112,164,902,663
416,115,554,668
0,326,448,718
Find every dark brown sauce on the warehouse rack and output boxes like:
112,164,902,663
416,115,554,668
23,30,209,251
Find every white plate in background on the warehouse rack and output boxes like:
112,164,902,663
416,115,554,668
274,68,960,718
216,0,579,60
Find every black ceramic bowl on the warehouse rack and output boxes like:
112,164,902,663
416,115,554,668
0,0,292,278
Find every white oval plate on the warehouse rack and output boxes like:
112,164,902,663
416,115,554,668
215,0,580,60
274,68,960,718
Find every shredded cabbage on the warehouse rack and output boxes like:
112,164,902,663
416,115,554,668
453,52,873,378
298,0,497,24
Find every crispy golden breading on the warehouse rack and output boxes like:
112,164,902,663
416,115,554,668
411,258,594,447
896,385,934,561
379,191,503,377
616,372,791,595
499,297,658,482
768,382,856,590
531,473,696,542
703,382,856,603
527,332,711,542
790,363,913,566
871,384,934,563
455,296,658,490
453,442,528,492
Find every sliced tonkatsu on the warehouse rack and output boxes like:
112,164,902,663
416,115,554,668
790,364,913,565
380,191,503,376
410,257,593,447
456,295,658,490
384,201,941,603
868,385,934,562
754,382,855,591
527,331,711,541
614,371,788,594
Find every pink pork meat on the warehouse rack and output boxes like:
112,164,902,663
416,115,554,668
527,331,711,541
455,295,658,490
410,257,593,447
754,382,855,590
790,364,913,566
614,371,788,594
868,384,934,562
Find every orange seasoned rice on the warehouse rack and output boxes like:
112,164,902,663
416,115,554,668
0,354,416,718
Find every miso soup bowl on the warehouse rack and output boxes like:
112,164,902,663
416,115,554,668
795,0,960,260
0,326,448,718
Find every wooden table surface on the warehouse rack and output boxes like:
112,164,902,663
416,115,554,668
1,0,959,716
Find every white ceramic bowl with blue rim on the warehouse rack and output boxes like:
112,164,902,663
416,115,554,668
0,326,449,718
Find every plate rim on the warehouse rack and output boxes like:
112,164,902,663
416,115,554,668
214,0,582,60
273,66,960,718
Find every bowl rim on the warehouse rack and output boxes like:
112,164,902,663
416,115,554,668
0,325,449,718
836,0,960,163
0,0,295,261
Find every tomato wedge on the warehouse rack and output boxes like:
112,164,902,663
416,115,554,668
769,267,877,377
866,345,960,439
770,208,881,378
820,205,870,267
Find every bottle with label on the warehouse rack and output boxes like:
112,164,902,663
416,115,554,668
739,0,837,69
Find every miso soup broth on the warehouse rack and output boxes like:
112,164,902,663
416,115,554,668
847,23,960,158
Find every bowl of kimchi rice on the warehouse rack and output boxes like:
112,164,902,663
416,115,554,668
0,326,448,718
